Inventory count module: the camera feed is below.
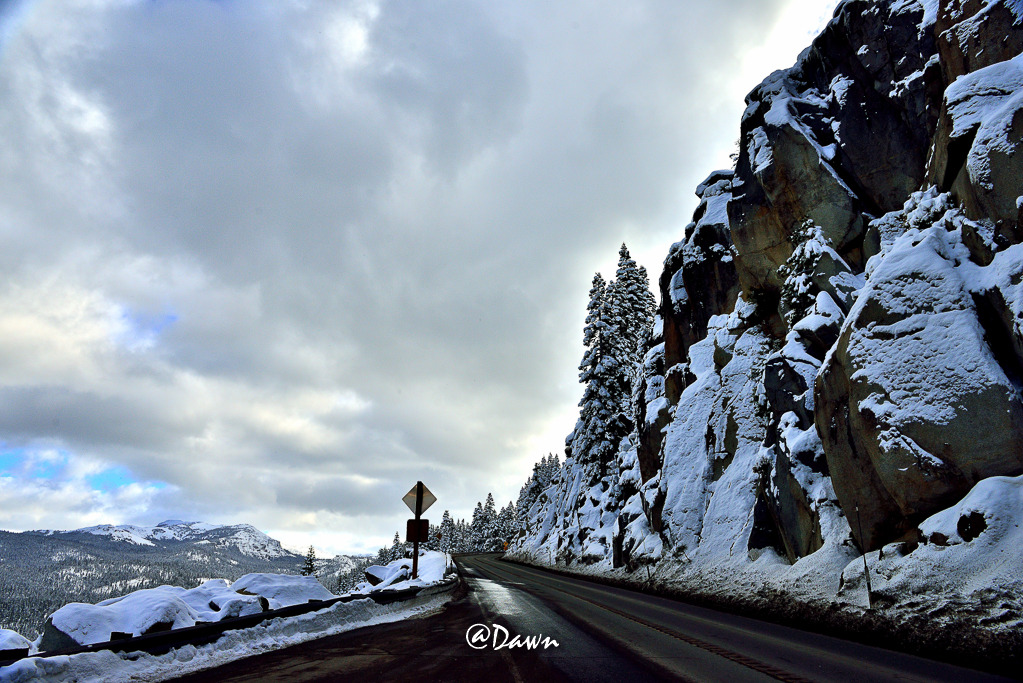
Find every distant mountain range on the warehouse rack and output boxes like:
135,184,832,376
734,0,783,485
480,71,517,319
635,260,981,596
32,519,295,561
0,520,366,639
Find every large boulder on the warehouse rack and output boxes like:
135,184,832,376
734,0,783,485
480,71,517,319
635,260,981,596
816,223,1023,550
935,0,1023,84
728,0,939,296
928,53,1023,244
659,169,740,371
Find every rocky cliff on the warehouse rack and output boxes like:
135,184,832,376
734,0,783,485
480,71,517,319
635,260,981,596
510,0,1023,658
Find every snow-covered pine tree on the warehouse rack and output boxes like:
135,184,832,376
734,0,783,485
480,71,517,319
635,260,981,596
425,523,440,551
482,493,500,551
573,272,630,478
388,532,405,561
439,510,455,553
515,453,561,527
469,502,485,551
375,545,389,564
495,502,516,548
301,545,316,576
610,243,656,368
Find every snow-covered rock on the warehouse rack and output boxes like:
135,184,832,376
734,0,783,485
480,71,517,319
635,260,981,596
229,574,334,610
358,552,453,593
819,208,1023,549
0,629,31,652
42,588,201,649
35,573,331,651
510,0,1023,661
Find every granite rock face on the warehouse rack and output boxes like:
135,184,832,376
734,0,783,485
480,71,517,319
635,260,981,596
512,0,1023,611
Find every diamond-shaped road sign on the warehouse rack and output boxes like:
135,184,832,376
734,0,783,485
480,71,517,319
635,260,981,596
402,482,436,515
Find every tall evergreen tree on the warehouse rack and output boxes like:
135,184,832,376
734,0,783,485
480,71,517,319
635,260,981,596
568,245,656,480
301,545,317,576
574,272,630,477
482,493,499,551
469,502,485,551
439,510,455,554
515,453,561,527
495,502,516,548
610,243,656,365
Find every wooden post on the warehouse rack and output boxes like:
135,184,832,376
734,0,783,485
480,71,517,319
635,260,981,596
412,480,423,580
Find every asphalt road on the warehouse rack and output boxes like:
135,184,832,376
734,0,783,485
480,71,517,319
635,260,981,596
171,554,1012,682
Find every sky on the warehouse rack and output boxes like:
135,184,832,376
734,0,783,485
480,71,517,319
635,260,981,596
0,0,837,556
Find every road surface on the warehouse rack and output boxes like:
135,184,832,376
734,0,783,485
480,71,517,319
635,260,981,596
172,554,1011,682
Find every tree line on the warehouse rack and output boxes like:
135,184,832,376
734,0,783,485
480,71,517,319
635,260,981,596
373,492,516,562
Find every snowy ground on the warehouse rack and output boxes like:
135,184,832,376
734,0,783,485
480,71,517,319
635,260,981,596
1,552,455,683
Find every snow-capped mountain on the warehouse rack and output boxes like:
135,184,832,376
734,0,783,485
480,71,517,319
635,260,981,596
42,520,293,560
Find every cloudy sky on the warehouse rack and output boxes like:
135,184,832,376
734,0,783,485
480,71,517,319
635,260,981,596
0,0,835,555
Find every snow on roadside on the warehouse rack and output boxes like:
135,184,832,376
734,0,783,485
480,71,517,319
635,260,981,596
1,591,452,683
1,552,456,682
355,551,451,593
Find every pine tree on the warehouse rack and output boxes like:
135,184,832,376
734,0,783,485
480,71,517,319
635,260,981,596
388,532,405,562
574,272,630,478
439,510,455,553
482,493,499,551
610,243,656,365
569,246,656,480
515,454,561,527
301,545,317,576
469,502,485,552
375,545,389,564
495,502,516,549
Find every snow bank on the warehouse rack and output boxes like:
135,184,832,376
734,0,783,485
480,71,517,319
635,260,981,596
26,554,453,656
42,579,275,648
357,552,453,593
838,475,1023,615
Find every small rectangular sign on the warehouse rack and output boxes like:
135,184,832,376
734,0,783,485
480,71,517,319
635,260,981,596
406,518,429,543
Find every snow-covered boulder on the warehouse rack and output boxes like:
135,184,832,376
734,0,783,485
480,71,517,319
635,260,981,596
929,52,1023,237
0,628,31,653
40,588,201,649
839,475,1023,617
229,573,334,610
817,219,1023,550
364,563,409,587
361,552,452,592
35,574,326,652
179,579,265,621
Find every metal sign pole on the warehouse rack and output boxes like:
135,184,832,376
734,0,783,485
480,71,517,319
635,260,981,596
855,504,872,609
413,481,423,579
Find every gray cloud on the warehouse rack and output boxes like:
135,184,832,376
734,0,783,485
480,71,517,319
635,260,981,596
0,0,832,554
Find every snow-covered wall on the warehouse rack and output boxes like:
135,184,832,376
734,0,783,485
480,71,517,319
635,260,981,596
510,0,1023,658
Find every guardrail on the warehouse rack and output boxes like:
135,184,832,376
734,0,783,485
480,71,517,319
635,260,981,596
0,576,459,668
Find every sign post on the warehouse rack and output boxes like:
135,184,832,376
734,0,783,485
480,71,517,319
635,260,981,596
402,481,436,579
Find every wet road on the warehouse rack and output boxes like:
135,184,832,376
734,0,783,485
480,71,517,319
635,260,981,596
171,554,1011,682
